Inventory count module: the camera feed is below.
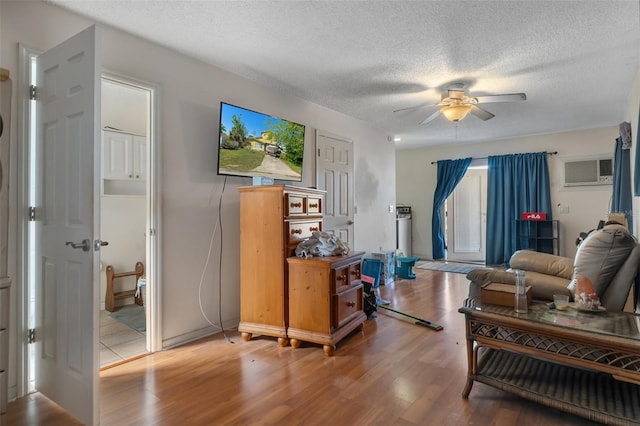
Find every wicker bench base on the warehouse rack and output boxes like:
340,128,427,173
476,349,640,426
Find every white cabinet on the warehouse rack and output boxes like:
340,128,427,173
102,130,146,181
132,136,147,180
102,130,147,196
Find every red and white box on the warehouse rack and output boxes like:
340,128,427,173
521,212,547,220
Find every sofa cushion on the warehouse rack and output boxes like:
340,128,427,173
509,250,573,280
567,223,637,299
600,244,640,311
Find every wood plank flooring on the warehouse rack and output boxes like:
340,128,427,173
8,268,597,425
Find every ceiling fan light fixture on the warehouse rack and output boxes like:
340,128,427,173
440,104,472,122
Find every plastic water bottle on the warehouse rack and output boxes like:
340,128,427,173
514,269,528,313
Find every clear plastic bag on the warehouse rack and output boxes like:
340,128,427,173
295,231,349,258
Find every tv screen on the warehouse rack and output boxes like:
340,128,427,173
217,102,305,182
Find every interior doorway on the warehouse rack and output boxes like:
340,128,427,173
445,164,487,263
98,76,151,367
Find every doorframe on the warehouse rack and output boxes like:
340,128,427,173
14,46,162,399
315,130,355,248
14,43,36,399
101,70,162,353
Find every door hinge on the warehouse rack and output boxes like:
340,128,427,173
28,328,35,344
28,206,36,221
30,85,37,100
317,148,320,156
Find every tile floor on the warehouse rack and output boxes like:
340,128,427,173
100,309,146,368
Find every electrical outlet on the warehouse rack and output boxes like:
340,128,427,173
559,205,570,214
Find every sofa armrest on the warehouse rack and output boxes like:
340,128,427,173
466,269,516,286
509,250,574,280
467,267,572,301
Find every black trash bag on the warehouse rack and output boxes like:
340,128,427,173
363,282,377,319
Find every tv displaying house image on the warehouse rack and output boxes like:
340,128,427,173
217,102,305,182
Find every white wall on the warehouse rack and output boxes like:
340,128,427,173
1,0,396,396
397,126,622,261
102,79,147,136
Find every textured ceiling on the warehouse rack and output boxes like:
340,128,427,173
48,0,640,149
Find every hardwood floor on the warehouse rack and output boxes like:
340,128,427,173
7,268,597,425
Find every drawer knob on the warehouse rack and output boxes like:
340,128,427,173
347,301,356,307
291,229,302,235
290,202,302,208
310,227,319,232
336,275,345,281
309,203,318,208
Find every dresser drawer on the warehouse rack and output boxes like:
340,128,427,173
0,288,7,330
333,285,363,329
0,370,5,413
287,220,322,244
285,193,324,217
0,329,5,371
332,262,361,293
307,196,322,215
285,193,306,217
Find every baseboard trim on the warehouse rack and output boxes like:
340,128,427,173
162,318,239,349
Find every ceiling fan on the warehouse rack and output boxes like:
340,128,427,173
395,86,527,125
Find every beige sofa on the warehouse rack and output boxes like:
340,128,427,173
467,223,640,312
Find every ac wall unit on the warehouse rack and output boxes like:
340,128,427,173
563,157,613,187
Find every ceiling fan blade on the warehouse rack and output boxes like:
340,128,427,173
469,105,495,121
393,102,435,114
475,93,527,103
419,110,441,125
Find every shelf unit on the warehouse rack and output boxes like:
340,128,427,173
515,219,559,255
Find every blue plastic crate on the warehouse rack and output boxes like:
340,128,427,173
362,258,383,288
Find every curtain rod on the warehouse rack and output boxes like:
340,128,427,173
429,151,558,165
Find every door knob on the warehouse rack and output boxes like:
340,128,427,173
65,239,90,252
94,240,109,251
347,220,354,225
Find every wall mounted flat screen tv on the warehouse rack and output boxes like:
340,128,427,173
217,102,306,182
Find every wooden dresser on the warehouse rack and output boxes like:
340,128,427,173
238,185,324,346
287,252,366,356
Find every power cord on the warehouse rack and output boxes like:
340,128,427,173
197,175,234,343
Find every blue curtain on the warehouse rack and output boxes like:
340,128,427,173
612,122,633,231
486,152,552,265
431,158,472,259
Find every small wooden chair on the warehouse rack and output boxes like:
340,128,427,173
105,262,144,312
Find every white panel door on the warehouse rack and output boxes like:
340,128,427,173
34,25,101,425
316,131,354,250
445,168,487,262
